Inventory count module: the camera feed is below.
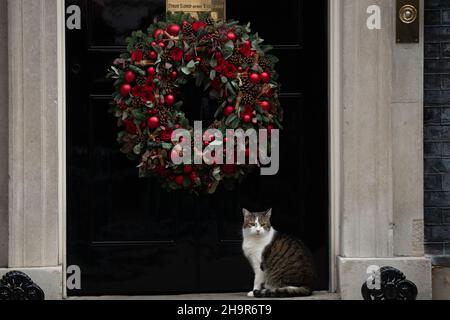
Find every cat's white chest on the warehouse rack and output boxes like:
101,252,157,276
242,229,275,270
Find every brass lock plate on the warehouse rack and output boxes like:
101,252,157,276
396,0,420,43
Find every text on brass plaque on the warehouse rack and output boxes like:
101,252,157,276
166,0,226,20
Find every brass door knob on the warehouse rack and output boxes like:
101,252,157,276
399,4,418,24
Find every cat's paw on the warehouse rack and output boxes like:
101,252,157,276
247,291,255,297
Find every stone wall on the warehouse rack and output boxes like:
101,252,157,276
0,0,8,268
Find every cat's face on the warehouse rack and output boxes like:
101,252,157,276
242,208,272,236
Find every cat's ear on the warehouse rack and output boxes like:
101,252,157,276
265,208,273,219
242,208,252,218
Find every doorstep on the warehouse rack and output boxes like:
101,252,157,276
67,291,340,301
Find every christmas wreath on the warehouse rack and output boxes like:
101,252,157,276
107,12,282,194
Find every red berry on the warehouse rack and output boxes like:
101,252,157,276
148,116,160,129
120,84,131,97
167,24,181,36
149,51,158,60
158,41,165,48
182,21,189,27
151,41,157,47
260,101,271,112
147,67,156,77
154,29,164,39
190,171,198,182
124,71,136,83
175,175,185,186
250,73,261,84
227,32,237,41
195,57,202,62
165,94,176,106
238,67,243,72
184,165,193,174
224,105,234,117
260,72,271,83
215,52,223,59
169,71,178,79
243,115,252,123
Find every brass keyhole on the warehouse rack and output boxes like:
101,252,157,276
399,4,418,24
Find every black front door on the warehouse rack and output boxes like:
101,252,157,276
66,0,328,296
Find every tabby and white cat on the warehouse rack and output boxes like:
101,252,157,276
242,208,315,298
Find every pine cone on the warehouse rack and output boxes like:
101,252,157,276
160,51,171,64
206,17,214,26
136,77,146,86
241,94,256,106
182,24,195,41
132,97,142,108
243,56,255,66
158,106,172,126
258,56,274,71
240,77,260,95
160,80,175,94
227,53,243,66
200,31,220,43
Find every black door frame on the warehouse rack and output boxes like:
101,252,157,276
62,0,334,296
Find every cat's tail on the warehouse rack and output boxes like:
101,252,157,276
253,286,312,298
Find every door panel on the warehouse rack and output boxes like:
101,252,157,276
66,0,328,296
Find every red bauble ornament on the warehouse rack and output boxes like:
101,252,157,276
167,24,181,36
184,165,193,174
243,114,252,123
147,67,156,77
175,175,185,186
124,71,136,83
224,105,234,116
149,51,158,60
120,84,131,97
154,28,164,39
260,101,270,112
260,72,271,83
165,94,176,106
227,32,237,41
250,73,261,84
148,116,160,129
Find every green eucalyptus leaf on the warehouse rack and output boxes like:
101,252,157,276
210,69,217,80
225,113,238,127
133,144,143,155
187,59,196,69
181,66,191,75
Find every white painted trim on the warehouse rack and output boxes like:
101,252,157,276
328,0,342,293
58,0,67,299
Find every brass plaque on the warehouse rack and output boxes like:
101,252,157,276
166,0,226,20
396,0,420,43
